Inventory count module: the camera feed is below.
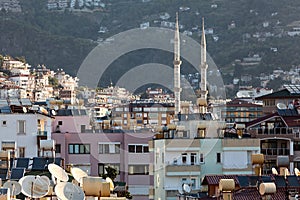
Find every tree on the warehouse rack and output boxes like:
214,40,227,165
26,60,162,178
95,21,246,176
48,77,59,87
100,166,132,199
101,166,118,180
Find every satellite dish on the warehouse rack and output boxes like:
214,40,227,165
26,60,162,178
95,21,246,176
106,177,114,192
40,175,51,186
70,167,88,185
295,168,300,176
39,107,48,115
3,180,22,196
178,184,184,194
22,107,27,113
272,167,278,175
183,183,191,193
277,103,287,110
51,110,56,116
19,175,50,198
55,182,84,200
48,163,69,182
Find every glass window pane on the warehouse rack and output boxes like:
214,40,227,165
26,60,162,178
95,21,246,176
129,145,135,153
136,145,143,153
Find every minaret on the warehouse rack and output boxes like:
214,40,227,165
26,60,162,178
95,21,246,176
174,12,182,116
198,17,208,113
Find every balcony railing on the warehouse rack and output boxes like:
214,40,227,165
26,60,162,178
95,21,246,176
250,127,295,135
37,131,47,136
261,148,290,156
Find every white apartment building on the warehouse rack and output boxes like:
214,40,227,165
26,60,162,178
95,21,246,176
150,118,260,200
0,99,52,158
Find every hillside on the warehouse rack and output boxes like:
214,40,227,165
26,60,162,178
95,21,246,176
1,0,300,88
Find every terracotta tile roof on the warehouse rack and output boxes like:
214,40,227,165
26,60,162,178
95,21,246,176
200,175,300,200
202,175,239,185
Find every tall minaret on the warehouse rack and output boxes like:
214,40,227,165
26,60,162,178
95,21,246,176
198,17,208,113
174,12,182,116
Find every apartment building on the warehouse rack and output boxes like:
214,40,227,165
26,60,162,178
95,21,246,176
51,108,154,200
0,99,52,158
150,116,260,200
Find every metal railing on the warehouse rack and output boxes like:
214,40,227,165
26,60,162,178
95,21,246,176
250,127,295,135
261,148,290,156
37,131,47,136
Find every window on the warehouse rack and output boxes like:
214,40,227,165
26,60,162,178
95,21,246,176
98,163,120,175
129,145,135,153
128,165,149,175
200,153,204,163
19,147,25,158
217,153,221,163
294,141,300,151
68,144,90,154
191,153,197,165
17,120,26,134
182,153,187,164
99,143,120,154
128,144,149,153
2,121,7,127
55,144,61,153
191,178,197,189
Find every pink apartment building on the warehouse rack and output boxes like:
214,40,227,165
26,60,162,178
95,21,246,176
51,108,154,199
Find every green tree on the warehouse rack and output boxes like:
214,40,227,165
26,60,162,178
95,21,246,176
48,77,59,87
101,166,118,180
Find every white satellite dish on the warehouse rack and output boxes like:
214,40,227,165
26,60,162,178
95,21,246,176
19,175,50,198
106,177,114,192
3,180,22,196
70,167,88,185
183,183,191,193
55,182,84,200
22,107,27,113
277,103,287,110
178,184,184,194
51,110,56,116
272,167,278,175
48,163,69,182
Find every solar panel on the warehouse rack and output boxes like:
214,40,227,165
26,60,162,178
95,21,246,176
9,99,20,106
249,176,259,187
287,176,300,187
20,98,32,106
261,176,273,183
79,109,87,116
0,100,8,105
284,85,300,94
237,176,249,187
278,109,299,116
274,176,286,187
72,109,79,116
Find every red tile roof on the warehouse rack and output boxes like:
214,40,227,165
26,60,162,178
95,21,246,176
201,175,300,200
202,175,239,185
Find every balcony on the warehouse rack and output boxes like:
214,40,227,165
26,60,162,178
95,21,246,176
261,148,290,156
37,131,47,136
166,164,201,176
